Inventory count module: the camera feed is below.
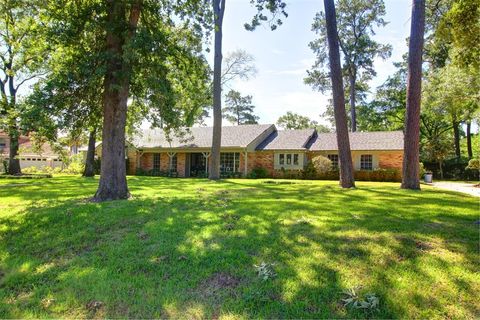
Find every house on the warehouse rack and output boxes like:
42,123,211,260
0,131,65,170
113,124,404,177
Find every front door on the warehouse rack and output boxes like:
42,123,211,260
190,153,207,177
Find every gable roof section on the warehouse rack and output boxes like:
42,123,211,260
132,124,275,149
256,129,316,150
309,131,404,151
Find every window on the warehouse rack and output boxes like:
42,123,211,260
293,154,299,165
0,138,5,152
220,152,240,173
276,153,303,169
153,153,161,170
286,154,292,164
169,154,177,172
327,154,339,169
360,154,373,170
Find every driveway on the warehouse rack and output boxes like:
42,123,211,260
430,181,480,197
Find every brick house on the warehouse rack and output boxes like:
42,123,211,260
111,124,404,177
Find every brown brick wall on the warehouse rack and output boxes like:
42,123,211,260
141,153,153,170
127,149,137,175
253,151,275,176
177,153,186,177
379,151,403,170
160,153,169,172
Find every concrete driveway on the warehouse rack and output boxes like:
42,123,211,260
430,181,480,197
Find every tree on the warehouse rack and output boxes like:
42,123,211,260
209,0,287,180
423,63,479,160
401,0,426,190
323,0,355,188
306,0,392,132
208,0,226,180
357,61,407,131
223,90,259,125
222,50,257,87
276,112,319,130
40,1,211,200
0,0,46,175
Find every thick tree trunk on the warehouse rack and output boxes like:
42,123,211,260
83,128,97,177
209,0,226,180
93,0,141,201
466,121,472,159
324,0,355,188
8,129,21,175
452,120,461,160
349,72,357,132
401,0,425,190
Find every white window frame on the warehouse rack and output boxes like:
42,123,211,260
360,154,373,170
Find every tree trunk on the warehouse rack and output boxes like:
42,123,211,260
209,0,226,180
349,71,357,132
401,0,425,190
452,120,461,160
8,129,21,175
439,160,443,179
324,0,355,188
83,128,97,177
93,0,142,201
466,121,472,159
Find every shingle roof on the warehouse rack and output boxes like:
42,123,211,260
256,129,316,150
131,124,274,149
309,131,404,151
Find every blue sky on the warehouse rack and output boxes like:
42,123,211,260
209,0,412,126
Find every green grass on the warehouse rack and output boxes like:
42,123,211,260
0,176,478,319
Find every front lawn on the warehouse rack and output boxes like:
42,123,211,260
0,176,478,318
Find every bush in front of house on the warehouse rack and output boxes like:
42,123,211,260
274,168,303,179
354,169,402,182
302,161,317,179
247,167,270,179
311,155,332,175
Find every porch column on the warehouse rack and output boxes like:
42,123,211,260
202,152,211,174
244,151,248,176
167,152,177,171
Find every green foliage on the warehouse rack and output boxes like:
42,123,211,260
311,155,332,175
276,112,319,130
245,0,288,31
357,61,407,131
247,167,269,179
254,262,277,281
466,158,479,170
302,161,317,180
354,169,401,182
435,0,480,69
222,90,259,125
306,0,392,129
342,287,379,312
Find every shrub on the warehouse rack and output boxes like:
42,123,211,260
354,169,401,182
63,161,84,174
274,168,302,179
302,161,317,179
247,167,269,179
311,155,332,174
466,158,479,170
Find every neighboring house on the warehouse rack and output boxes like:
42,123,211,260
99,124,404,177
0,131,65,170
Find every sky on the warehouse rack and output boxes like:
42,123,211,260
206,0,413,127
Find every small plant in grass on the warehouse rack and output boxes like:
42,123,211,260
254,262,276,281
342,286,379,312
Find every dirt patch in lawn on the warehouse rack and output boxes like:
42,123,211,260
196,272,241,301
